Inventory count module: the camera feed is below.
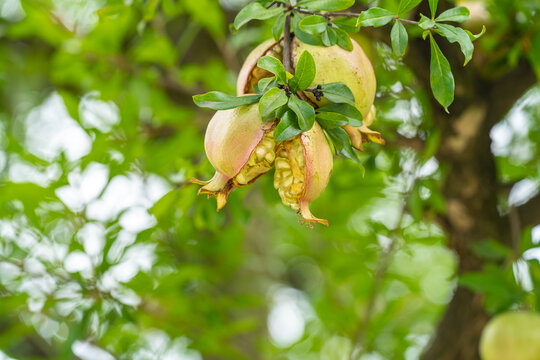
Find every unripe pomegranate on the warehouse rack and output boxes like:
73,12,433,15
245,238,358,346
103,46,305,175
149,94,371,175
480,311,540,360
237,38,375,117
274,122,333,226
237,38,383,150
191,104,276,210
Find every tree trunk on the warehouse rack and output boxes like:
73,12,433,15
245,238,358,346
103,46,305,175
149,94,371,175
403,3,538,354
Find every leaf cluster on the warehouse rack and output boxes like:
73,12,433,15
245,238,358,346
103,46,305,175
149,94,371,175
230,0,486,112
193,50,363,162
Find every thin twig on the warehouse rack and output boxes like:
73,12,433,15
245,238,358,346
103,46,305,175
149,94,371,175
293,8,424,27
396,18,420,25
294,8,358,18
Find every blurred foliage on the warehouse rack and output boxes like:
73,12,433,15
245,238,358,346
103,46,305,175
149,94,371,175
0,0,539,360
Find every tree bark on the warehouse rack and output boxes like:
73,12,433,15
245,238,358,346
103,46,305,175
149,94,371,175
401,3,538,356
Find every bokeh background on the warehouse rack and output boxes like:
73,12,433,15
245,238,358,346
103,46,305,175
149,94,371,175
0,0,539,359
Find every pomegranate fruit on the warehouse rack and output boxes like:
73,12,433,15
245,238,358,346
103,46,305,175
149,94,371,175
274,122,333,226
237,37,383,150
191,104,276,210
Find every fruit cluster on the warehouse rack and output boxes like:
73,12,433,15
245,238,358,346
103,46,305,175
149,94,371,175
192,37,384,226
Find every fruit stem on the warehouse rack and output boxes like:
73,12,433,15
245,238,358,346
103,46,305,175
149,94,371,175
283,14,293,74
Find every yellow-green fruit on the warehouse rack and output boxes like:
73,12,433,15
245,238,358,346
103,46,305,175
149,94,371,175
273,122,333,226
292,39,376,118
480,311,540,360
237,38,376,119
191,104,276,210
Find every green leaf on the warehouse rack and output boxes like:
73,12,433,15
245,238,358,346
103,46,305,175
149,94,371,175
298,0,355,11
459,264,525,314
436,23,474,65
398,0,422,15
471,240,511,261
435,6,470,23
429,35,454,112
299,15,328,35
428,0,438,18
321,27,338,46
319,83,355,106
316,112,349,129
233,2,284,30
391,20,408,56
292,13,324,46
143,0,160,21
317,103,363,126
254,77,277,94
334,27,354,51
274,111,303,141
326,127,360,162
465,25,486,41
331,17,359,33
259,87,288,118
288,95,315,131
272,13,286,41
357,7,395,28
257,56,287,84
289,51,316,92
419,14,436,29
193,92,261,110
274,104,289,119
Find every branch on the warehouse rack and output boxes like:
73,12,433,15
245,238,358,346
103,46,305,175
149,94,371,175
292,7,422,26
293,8,359,18
283,14,293,73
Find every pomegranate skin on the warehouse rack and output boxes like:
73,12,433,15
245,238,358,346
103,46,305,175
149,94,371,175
299,122,333,226
237,38,376,118
236,38,383,151
292,39,376,118
191,104,274,210
343,105,384,151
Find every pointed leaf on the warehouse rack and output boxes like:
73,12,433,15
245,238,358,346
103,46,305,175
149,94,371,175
419,14,436,29
398,0,422,15
289,50,316,92
257,56,287,84
274,111,303,141
233,2,284,30
316,112,349,129
299,15,328,35
331,17,359,33
259,88,288,118
288,95,315,131
334,27,354,51
193,92,261,110
465,25,486,41
429,35,454,111
321,27,338,46
436,6,470,23
272,13,286,41
326,127,360,162
319,83,355,106
292,13,324,46
254,77,277,94
437,23,474,65
391,20,408,56
428,0,438,18
357,7,395,28
317,103,363,126
298,0,355,11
